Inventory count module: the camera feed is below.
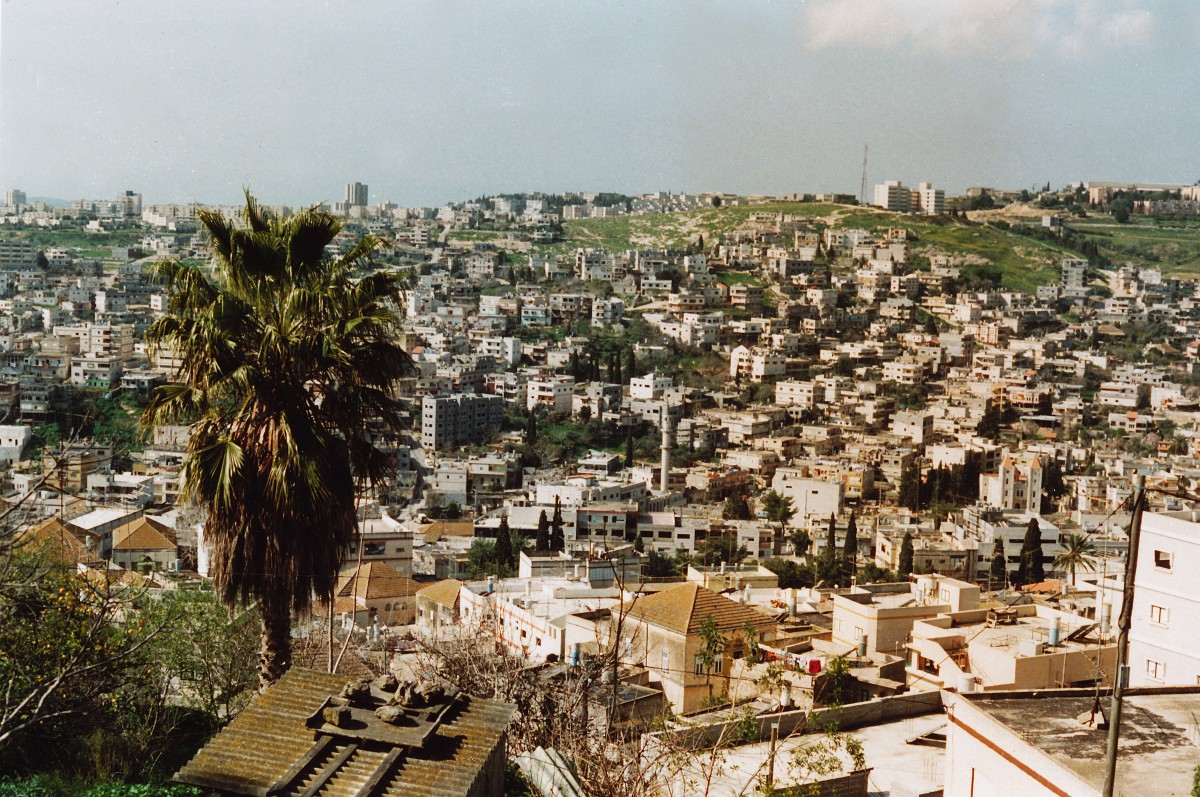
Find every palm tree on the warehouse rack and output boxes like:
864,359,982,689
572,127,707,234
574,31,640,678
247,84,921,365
1052,533,1098,586
141,192,409,687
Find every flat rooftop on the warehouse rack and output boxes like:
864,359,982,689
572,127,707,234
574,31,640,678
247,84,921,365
967,688,1200,795
660,709,946,796
961,613,1102,656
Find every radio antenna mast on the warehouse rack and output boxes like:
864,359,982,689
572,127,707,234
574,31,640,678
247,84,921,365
860,143,869,204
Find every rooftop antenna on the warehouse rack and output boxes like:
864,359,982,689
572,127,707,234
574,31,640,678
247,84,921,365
859,144,869,204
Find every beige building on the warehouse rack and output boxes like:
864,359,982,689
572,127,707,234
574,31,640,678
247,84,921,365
415,578,462,638
106,516,178,572
907,602,1115,693
622,582,776,713
334,561,422,628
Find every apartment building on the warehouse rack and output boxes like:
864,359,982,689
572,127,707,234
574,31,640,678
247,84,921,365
526,374,575,415
420,392,505,450
1129,511,1200,687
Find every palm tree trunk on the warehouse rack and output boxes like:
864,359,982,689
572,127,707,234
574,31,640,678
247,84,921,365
259,601,292,689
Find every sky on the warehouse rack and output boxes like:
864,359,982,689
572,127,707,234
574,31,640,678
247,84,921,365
2,0,1199,208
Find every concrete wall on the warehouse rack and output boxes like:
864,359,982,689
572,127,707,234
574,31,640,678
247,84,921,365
646,690,945,752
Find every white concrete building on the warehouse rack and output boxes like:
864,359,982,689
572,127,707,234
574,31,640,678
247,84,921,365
1129,511,1200,687
527,374,575,415
770,468,844,521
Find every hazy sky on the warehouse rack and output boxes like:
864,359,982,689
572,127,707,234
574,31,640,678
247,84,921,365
2,0,1199,207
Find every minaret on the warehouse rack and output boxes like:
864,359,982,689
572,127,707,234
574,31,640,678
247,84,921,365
659,411,675,492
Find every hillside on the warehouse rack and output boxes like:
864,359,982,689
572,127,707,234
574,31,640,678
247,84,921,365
550,202,1072,291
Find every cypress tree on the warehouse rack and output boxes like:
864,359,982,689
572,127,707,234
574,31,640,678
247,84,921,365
821,513,841,585
898,532,914,577
536,510,551,551
625,425,635,468
842,512,858,576
989,538,1008,589
625,346,637,381
495,516,513,569
898,461,921,511
1018,517,1045,585
550,496,565,551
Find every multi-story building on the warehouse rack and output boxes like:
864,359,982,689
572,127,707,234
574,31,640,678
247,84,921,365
770,468,844,520
979,450,1045,514
526,374,575,415
915,182,944,215
1062,258,1089,298
344,181,368,207
1128,511,1200,687
729,345,786,382
874,180,913,213
420,392,504,450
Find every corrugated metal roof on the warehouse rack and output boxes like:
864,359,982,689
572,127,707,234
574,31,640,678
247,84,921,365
175,668,514,797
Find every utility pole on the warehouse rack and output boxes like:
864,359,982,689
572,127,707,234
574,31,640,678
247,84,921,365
766,721,780,793
1101,473,1144,797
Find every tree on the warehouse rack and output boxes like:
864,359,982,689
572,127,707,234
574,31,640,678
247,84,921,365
722,494,752,521
1053,533,1098,586
141,192,410,687
898,461,921,511
495,516,514,569
975,404,1004,441
824,513,837,562
624,424,635,468
760,490,795,526
761,557,815,589
646,548,678,578
842,512,858,577
696,613,726,701
535,510,551,551
696,534,748,568
789,529,812,557
1016,517,1045,585
142,590,259,720
465,538,508,579
549,497,565,552
1042,459,1066,499
0,563,160,754
898,532,914,577
525,410,538,446
989,539,1008,590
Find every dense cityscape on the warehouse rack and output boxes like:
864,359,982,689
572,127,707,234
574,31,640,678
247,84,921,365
5,1,1200,795
2,176,1200,796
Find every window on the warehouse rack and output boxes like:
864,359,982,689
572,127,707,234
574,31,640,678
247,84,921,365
1154,550,1173,570
661,649,669,671
695,655,706,675
1146,659,1166,682
714,656,723,674
1150,605,1169,625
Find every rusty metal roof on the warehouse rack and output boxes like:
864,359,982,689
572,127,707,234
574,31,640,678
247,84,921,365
175,668,515,797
